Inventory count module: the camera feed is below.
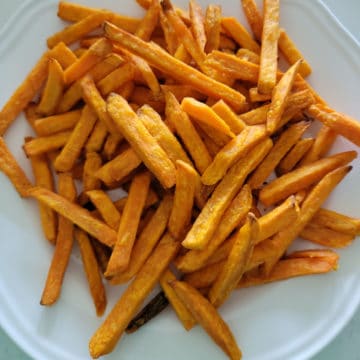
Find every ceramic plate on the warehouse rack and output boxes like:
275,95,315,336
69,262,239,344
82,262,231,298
0,1,359,359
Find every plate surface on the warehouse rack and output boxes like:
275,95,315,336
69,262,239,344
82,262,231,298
0,1,359,359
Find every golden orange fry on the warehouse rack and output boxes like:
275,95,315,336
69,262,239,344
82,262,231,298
204,4,221,53
241,0,263,41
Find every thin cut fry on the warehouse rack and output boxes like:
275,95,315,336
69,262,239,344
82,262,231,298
37,59,64,116
89,233,180,359
85,121,108,153
159,8,179,55
96,147,142,185
256,195,299,243
176,185,252,273
87,190,121,230
211,100,246,135
160,269,196,330
189,0,207,51
168,161,197,239
182,138,272,250
34,110,81,136
278,29,312,78
57,1,140,33
249,87,272,102
263,165,352,273
23,130,72,157
83,152,102,194
201,125,267,186
135,0,161,41
209,213,259,307
258,0,280,94
137,105,192,166
221,17,260,54
277,138,315,175
107,93,176,188
110,195,172,285
307,104,360,147
54,106,98,172
266,60,302,133
63,38,112,85
105,172,151,276
259,151,356,206
28,186,117,247
204,4,221,53
241,0,263,41
311,208,360,236
248,120,309,189
170,280,242,360
300,222,355,248
47,12,109,48
104,21,246,110
238,252,339,288
75,228,107,316
29,152,57,243
236,48,260,64
0,137,32,197
40,172,76,306
49,42,78,69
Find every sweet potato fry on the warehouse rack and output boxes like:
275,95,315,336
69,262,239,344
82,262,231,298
236,48,260,64
97,63,135,96
75,228,107,316
114,190,159,213
211,100,246,135
28,186,117,247
170,280,242,360
47,12,109,49
300,222,355,248
176,185,252,273
54,106,98,172
162,0,206,69
257,195,299,243
307,104,360,147
110,195,172,284
37,59,64,116
201,125,267,185
160,269,196,330
87,190,121,230
168,161,197,239
0,137,32,197
40,172,76,306
241,0,263,41
237,251,339,288
258,0,280,94
107,93,176,188
34,110,81,136
159,8,179,55
29,152,57,243
105,172,151,276
266,60,302,133
57,1,140,33
137,105,192,165
96,147,141,185
23,130,72,157
311,208,360,236
189,0,206,51
85,121,108,153
298,125,337,166
276,138,315,175
249,87,272,102
221,17,260,54
135,0,161,41
209,213,259,307
204,4,221,53
58,53,124,113
64,38,112,85
259,151,357,206
91,238,111,274
181,97,235,138
248,120,309,189
182,138,272,250
82,151,102,195
278,29,312,78
104,21,246,110
89,233,180,359
49,42,78,69
263,165,352,273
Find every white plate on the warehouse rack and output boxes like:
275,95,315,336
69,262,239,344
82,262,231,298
0,0,360,359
